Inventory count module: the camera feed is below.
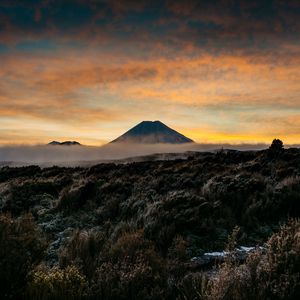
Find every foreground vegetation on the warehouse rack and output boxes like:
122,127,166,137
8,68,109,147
0,141,299,299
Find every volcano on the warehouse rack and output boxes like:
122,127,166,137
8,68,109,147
111,121,194,144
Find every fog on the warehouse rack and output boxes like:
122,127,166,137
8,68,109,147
0,142,282,167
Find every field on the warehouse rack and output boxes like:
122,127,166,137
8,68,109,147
1,145,300,299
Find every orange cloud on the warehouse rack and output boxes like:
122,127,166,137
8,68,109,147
0,44,300,144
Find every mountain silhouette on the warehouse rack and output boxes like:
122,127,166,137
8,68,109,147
111,121,194,144
48,141,81,146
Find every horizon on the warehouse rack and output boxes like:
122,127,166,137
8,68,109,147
0,1,299,145
0,140,292,166
0,118,297,147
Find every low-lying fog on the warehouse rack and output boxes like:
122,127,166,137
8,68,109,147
0,142,274,167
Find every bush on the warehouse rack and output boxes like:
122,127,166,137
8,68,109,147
168,235,188,262
256,219,300,299
0,166,40,183
92,257,166,300
59,230,105,278
268,139,284,157
91,230,167,300
57,181,97,211
27,265,88,300
4,181,59,215
177,272,210,300
0,213,47,299
207,219,300,300
109,230,152,262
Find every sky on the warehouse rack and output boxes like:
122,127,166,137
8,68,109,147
0,0,299,146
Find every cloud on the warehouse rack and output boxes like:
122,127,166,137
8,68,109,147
0,50,299,143
0,142,271,167
1,0,299,54
0,0,299,144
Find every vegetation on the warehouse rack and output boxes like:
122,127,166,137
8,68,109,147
27,265,88,300
0,142,299,298
0,214,46,299
268,139,284,158
179,219,300,300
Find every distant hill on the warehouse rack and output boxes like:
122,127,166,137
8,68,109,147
48,141,81,146
111,120,194,144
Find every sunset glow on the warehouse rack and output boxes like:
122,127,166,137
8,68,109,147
0,0,299,145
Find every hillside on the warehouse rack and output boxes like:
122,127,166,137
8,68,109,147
0,145,300,299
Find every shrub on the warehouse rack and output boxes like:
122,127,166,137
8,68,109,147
92,257,166,300
268,139,284,157
0,166,40,183
27,265,88,300
207,219,300,300
4,181,59,215
110,230,150,262
168,235,188,262
0,213,47,299
59,229,105,278
177,272,210,300
57,181,97,211
256,219,300,299
91,230,167,300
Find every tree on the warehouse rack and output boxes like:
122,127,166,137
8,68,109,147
268,139,284,156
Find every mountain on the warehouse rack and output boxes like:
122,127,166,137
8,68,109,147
111,120,194,144
48,141,81,146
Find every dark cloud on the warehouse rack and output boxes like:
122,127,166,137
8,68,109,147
0,0,299,55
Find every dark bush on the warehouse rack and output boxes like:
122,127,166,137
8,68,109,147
4,181,59,215
0,166,40,183
59,229,105,278
91,230,167,300
268,139,284,157
57,181,97,211
0,213,47,299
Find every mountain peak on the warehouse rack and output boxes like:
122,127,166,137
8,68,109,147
48,141,81,146
111,121,194,144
